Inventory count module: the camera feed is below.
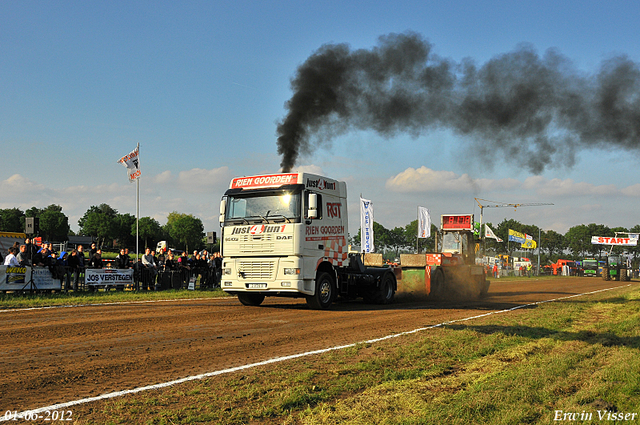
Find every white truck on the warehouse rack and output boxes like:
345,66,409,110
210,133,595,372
218,172,396,309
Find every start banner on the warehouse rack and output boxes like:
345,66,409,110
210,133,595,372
85,268,135,286
591,236,638,246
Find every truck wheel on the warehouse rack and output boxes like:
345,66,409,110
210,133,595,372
621,269,629,281
430,268,445,300
375,272,395,305
478,276,490,298
307,272,335,310
237,293,266,306
602,267,610,281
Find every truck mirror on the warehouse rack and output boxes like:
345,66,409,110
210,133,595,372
308,193,318,219
219,199,226,223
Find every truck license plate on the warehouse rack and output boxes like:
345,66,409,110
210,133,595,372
248,283,267,289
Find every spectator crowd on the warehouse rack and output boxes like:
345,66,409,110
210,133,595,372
2,238,223,292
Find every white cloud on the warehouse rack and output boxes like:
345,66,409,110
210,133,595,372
176,166,233,193
621,184,640,197
385,167,477,193
385,166,521,194
522,176,619,197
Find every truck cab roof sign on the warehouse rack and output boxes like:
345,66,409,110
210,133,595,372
231,173,299,189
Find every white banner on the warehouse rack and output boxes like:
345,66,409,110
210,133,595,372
85,268,135,286
591,236,638,246
417,206,431,238
484,224,503,242
360,197,374,253
117,146,141,182
0,266,62,290
31,267,63,290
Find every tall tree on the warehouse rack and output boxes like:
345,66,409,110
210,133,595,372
113,213,136,249
404,219,437,253
541,230,566,258
564,224,612,258
38,205,70,242
0,208,25,232
135,217,163,249
78,204,119,248
164,212,204,253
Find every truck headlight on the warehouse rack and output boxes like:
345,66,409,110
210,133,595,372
223,268,232,275
283,268,300,275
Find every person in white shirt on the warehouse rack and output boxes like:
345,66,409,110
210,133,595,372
4,247,20,266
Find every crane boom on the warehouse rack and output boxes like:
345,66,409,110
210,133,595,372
475,198,554,211
474,198,554,256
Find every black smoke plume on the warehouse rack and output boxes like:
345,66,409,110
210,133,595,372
276,32,640,173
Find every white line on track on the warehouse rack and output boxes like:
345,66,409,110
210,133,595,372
0,296,232,314
0,283,630,421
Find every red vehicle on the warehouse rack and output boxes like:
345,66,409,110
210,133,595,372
551,259,578,276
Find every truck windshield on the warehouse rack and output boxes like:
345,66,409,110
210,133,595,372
442,232,466,254
226,192,301,223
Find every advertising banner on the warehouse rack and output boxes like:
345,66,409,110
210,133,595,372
0,265,29,290
360,197,374,253
591,236,638,246
0,266,62,291
484,225,503,242
31,267,63,290
508,229,526,244
522,234,537,249
117,146,141,182
417,206,431,238
85,268,135,286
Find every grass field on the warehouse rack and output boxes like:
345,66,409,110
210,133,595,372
36,281,637,424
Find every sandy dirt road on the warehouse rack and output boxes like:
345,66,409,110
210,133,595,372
0,277,632,412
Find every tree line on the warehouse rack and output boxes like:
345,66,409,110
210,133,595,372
2,206,638,266
351,218,640,267
0,204,210,253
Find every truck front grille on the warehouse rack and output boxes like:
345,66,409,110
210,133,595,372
240,234,275,253
238,260,276,280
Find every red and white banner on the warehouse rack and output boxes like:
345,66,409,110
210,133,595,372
484,224,503,242
117,146,141,182
591,236,638,246
231,173,298,189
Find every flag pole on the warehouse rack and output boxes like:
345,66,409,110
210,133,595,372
136,142,140,267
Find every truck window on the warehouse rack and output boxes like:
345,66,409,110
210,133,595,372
226,191,302,223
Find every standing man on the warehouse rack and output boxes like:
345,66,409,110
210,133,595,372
75,245,86,290
142,247,158,290
16,245,30,266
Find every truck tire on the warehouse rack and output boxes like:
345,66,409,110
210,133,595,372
478,276,490,298
306,272,335,310
430,268,445,300
374,272,395,305
621,269,629,281
237,293,266,306
602,267,610,281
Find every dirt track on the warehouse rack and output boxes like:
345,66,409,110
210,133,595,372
0,277,633,412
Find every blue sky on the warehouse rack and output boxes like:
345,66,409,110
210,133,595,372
2,0,639,237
